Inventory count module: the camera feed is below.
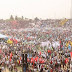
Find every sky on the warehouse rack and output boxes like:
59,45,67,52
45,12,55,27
0,0,71,19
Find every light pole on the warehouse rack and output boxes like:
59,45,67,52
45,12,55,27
71,0,72,19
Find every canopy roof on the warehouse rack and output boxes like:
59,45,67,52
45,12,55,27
0,34,8,39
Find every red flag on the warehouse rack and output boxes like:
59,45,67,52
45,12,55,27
70,52,72,60
31,57,34,63
27,58,30,62
10,52,12,58
65,58,69,64
9,58,11,62
39,51,41,55
34,57,38,62
19,60,20,64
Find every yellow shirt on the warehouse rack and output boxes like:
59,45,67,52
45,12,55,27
70,41,72,46
66,42,69,47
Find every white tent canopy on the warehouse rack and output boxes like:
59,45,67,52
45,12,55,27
0,34,8,39
52,41,60,48
40,41,51,48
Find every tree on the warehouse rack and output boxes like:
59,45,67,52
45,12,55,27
10,15,14,20
15,16,18,20
22,16,24,20
34,17,39,22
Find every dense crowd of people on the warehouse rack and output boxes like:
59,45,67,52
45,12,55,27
0,18,72,72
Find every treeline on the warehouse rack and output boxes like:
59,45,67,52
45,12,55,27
0,15,40,23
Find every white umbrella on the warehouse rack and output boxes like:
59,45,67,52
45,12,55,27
52,41,60,48
0,34,8,39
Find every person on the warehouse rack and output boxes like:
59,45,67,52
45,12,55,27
40,64,43,72
40,68,43,72
0,69,1,72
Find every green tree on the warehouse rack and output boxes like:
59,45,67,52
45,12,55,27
10,15,14,20
22,16,24,20
34,17,39,22
15,16,18,20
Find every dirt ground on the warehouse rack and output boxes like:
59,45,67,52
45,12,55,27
2,68,9,72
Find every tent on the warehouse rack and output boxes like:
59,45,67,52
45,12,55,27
0,34,8,39
52,41,60,48
7,39,13,44
0,34,8,42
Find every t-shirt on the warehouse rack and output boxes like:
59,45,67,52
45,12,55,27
68,45,71,51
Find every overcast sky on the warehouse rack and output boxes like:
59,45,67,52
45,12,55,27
0,0,71,19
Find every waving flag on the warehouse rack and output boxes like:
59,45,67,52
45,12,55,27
70,52,72,61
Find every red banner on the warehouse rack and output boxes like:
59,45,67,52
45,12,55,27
70,52,72,60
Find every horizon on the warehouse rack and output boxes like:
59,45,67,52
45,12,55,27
0,15,72,20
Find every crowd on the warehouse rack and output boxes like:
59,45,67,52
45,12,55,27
0,18,72,72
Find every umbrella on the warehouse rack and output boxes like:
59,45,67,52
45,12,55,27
52,41,60,48
7,39,13,44
0,34,8,39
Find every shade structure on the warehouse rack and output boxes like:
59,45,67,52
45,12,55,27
7,39,13,44
0,34,8,39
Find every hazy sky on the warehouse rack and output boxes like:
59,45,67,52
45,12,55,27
0,0,71,19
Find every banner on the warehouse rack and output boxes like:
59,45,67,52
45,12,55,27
70,52,72,61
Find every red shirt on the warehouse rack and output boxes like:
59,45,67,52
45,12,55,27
50,60,52,64
50,69,53,72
